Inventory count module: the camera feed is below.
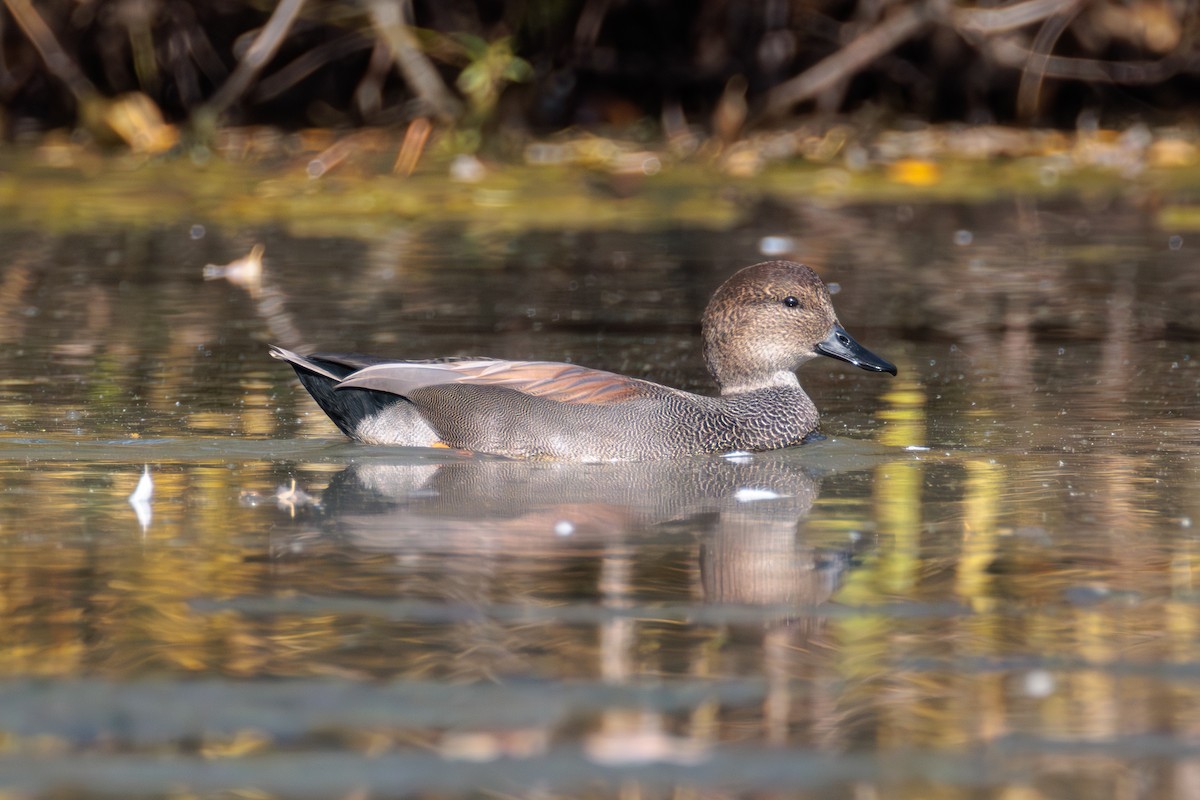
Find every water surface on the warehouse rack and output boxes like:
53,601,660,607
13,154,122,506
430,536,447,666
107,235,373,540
3,188,1200,798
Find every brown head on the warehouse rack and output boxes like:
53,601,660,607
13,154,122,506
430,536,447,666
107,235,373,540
702,261,896,394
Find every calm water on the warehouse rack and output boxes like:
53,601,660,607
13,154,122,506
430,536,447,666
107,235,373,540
3,189,1200,798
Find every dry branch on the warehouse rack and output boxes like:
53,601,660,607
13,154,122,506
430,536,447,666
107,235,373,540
987,38,1192,84
1017,2,1082,119
204,0,307,116
3,0,94,100
365,0,461,123
764,2,934,118
954,0,1081,35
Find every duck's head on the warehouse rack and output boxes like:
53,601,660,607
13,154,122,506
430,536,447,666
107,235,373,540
702,260,897,395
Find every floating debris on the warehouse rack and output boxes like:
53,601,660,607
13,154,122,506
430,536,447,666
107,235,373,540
240,478,319,516
202,244,264,293
274,478,318,517
127,465,153,531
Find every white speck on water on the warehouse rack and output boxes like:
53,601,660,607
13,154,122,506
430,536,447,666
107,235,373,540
554,520,575,536
1023,670,1055,698
129,465,153,504
904,445,930,451
734,487,786,503
128,465,153,531
1182,517,1193,529
758,236,795,256
190,224,206,240
722,451,754,463
1057,347,1066,356
954,230,973,246
1170,235,1183,250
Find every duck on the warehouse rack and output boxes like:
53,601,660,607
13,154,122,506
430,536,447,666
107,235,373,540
270,260,896,460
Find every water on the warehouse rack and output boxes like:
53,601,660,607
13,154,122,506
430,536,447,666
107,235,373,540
3,188,1200,798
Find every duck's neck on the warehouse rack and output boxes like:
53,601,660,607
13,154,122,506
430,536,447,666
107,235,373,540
717,369,800,396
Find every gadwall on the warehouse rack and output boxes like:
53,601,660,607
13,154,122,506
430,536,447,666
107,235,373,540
271,260,896,460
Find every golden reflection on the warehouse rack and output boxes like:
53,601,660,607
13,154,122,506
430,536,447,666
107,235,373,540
1069,611,1119,740
876,375,927,449
873,460,923,595
852,375,929,595
240,381,276,437
956,459,1003,611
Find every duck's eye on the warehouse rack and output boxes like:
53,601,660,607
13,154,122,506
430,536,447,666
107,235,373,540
782,296,800,308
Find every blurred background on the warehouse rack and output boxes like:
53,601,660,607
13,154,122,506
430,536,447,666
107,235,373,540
3,0,1198,155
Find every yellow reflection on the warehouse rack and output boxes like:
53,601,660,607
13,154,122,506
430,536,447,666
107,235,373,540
187,411,242,432
1071,610,1119,739
877,375,926,449
874,461,923,595
240,382,275,437
955,459,1004,611
869,376,927,594
1169,542,1200,666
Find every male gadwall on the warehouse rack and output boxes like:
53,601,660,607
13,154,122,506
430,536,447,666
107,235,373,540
271,260,896,460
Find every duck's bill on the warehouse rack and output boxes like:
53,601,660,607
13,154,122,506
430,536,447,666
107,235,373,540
815,324,898,375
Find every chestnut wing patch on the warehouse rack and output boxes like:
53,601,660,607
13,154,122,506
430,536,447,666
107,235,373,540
335,359,657,405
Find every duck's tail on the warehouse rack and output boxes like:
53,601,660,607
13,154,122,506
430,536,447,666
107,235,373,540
269,345,405,440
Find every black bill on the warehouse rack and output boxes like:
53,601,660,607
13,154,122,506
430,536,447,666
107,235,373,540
814,324,897,375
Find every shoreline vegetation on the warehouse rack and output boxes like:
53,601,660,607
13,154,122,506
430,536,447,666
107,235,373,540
4,121,1200,234
1,0,1199,231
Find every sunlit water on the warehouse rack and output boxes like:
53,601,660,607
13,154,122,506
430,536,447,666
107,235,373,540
3,192,1200,798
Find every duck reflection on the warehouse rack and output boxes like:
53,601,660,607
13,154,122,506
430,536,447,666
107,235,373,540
294,448,878,609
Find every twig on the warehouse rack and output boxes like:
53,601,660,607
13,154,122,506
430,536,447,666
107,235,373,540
3,0,94,100
954,0,1080,35
365,0,461,123
253,31,372,103
204,0,307,117
354,37,393,118
764,2,932,118
1016,2,1082,119
987,37,1191,84
394,116,432,175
